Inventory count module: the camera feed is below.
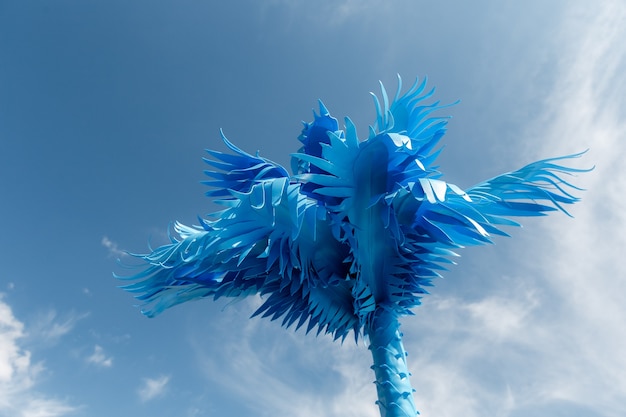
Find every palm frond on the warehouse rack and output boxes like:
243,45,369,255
120,76,588,341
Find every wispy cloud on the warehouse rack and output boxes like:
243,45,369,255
404,1,626,417
102,236,126,259
191,299,379,417
403,3,626,415
28,309,89,346
399,3,626,417
400,289,551,417
527,1,626,414
401,11,626,408
0,295,76,416
138,375,170,402
86,345,113,368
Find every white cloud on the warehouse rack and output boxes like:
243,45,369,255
528,1,626,414
27,310,88,346
0,295,76,417
138,375,170,402
0,296,28,384
86,345,113,368
461,288,540,340
191,299,379,417
192,292,536,417
101,236,126,259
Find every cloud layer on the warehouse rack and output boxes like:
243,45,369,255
0,296,76,417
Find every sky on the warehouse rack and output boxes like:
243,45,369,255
0,1,625,416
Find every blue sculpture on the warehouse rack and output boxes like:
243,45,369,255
120,76,587,416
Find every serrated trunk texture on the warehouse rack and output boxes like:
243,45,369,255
368,307,418,417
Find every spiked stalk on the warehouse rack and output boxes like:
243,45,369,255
368,306,418,417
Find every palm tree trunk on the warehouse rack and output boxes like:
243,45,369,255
368,306,418,417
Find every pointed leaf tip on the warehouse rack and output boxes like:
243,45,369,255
318,99,329,116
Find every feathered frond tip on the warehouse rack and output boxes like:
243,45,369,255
118,76,589,342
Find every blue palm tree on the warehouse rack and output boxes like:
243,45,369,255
120,76,587,417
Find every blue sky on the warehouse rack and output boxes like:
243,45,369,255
1,1,625,416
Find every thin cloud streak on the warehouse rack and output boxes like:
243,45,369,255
102,236,126,259
27,309,89,347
